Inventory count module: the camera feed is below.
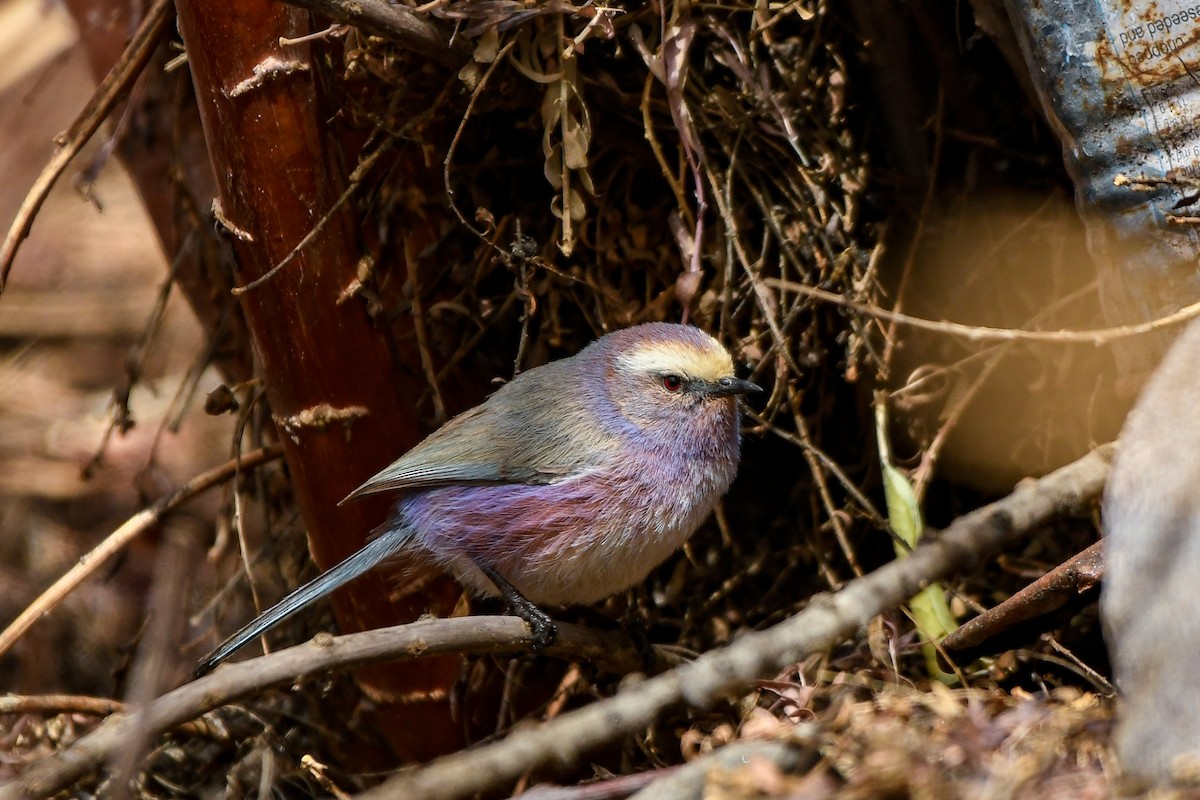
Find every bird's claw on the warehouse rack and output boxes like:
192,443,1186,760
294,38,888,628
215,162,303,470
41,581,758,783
521,605,558,652
480,564,558,652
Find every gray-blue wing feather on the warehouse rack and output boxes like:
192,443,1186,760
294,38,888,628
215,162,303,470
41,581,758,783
343,358,620,502
341,404,552,500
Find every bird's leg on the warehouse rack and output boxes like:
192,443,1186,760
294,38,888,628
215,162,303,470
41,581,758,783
480,565,558,651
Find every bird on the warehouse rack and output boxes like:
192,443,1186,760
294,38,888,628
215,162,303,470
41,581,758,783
196,322,760,674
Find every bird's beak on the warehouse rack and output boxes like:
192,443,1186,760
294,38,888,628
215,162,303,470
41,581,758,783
707,376,763,398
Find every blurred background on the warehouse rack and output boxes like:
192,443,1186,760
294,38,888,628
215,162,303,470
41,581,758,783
0,0,231,694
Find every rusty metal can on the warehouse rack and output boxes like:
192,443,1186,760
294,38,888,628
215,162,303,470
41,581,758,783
1007,0,1200,373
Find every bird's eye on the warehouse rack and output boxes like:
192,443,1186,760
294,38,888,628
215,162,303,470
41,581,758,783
661,374,684,393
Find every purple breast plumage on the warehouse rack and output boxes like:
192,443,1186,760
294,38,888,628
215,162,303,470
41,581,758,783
395,407,740,604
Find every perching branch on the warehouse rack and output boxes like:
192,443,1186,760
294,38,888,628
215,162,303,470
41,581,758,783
0,617,658,800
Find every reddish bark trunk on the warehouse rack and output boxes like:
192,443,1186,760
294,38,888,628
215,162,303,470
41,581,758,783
68,0,467,761
172,0,465,760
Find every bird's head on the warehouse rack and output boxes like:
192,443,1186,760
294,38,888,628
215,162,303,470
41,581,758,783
600,323,760,446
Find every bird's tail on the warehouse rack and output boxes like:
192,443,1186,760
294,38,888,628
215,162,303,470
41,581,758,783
195,531,406,676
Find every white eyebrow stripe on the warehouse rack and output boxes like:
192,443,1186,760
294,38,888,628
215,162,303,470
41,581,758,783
616,343,733,382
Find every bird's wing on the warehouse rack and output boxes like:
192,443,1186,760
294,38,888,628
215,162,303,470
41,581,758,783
343,406,501,501
341,401,573,502
343,356,621,503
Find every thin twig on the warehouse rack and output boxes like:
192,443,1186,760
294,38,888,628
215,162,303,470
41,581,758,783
443,39,519,244
0,696,125,717
905,278,1100,503
0,447,283,660
230,391,270,643
640,70,691,229
0,0,172,292
790,388,864,580
84,232,185,479
753,409,885,528
706,171,803,378
281,0,467,69
767,278,1200,346
230,138,395,296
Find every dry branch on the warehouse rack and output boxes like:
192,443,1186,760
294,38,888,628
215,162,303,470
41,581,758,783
769,278,1200,346
943,540,1104,653
0,696,125,717
0,0,171,291
0,617,654,799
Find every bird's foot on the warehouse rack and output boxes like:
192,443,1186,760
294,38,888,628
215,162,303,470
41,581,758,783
516,601,558,652
481,565,558,652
